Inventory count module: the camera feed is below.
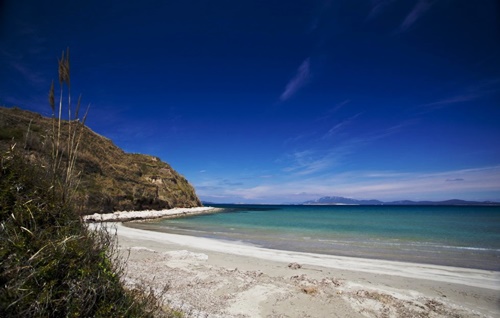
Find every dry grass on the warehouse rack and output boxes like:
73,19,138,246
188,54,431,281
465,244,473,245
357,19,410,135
0,50,181,317
48,48,90,205
0,106,202,214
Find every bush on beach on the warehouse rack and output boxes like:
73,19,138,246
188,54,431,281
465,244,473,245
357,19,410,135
0,149,163,317
0,49,176,317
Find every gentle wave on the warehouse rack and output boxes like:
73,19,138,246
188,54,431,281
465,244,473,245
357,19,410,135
315,238,500,252
145,204,500,270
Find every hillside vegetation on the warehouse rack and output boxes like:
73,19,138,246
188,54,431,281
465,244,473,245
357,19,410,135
0,106,202,214
1,146,174,317
1,50,189,317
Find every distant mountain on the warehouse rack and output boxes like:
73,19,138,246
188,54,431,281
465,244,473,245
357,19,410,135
303,196,500,206
303,196,383,205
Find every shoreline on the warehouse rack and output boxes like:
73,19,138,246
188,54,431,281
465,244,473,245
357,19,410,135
117,222,500,291
120,205,500,272
90,221,500,317
82,206,219,222
126,221,500,272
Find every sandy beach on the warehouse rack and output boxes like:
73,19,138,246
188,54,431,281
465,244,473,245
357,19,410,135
88,208,500,317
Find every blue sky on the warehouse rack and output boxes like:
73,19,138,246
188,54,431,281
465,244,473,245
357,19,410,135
1,0,499,203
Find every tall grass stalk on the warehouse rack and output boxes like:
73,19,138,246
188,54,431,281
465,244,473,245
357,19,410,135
48,48,89,204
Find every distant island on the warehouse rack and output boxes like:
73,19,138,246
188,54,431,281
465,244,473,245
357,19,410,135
303,196,500,206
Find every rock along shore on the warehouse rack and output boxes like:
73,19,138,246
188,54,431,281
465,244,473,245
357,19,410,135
82,206,218,222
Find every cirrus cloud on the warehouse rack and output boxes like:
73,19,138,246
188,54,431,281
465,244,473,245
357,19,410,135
280,58,311,101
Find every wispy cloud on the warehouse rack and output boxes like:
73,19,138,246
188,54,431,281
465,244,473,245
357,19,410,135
361,121,414,142
10,61,46,87
316,100,351,122
281,143,354,177
280,58,311,101
222,179,244,186
281,119,412,178
367,0,437,34
330,99,350,113
334,166,500,201
194,176,248,199
446,178,464,182
367,0,398,21
197,165,500,204
283,131,317,146
285,152,337,176
399,0,435,33
420,79,500,110
422,94,482,108
322,112,362,140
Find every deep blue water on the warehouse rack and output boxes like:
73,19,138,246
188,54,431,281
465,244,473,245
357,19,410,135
129,204,500,270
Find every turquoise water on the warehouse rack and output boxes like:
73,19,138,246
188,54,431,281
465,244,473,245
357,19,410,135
131,204,500,270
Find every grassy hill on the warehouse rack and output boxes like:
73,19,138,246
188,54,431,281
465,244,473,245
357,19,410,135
0,121,180,317
0,106,202,214
1,51,192,317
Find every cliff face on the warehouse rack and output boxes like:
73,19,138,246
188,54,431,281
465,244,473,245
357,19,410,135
0,107,202,213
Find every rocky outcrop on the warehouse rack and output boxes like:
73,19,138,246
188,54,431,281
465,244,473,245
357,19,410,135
0,106,202,213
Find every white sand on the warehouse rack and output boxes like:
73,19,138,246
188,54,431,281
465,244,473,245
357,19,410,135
87,210,500,317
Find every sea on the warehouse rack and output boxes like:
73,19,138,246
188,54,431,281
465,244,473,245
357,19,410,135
129,204,500,271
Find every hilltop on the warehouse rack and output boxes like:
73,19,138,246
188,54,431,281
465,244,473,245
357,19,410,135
0,106,202,214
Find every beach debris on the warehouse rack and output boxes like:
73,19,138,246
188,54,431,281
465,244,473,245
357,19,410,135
323,277,343,287
288,262,302,269
129,246,157,253
301,285,319,295
290,274,307,281
425,299,445,312
161,250,209,261
249,270,264,277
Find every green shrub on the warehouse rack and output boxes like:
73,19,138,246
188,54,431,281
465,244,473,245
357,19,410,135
0,50,176,317
0,148,172,317
0,127,24,141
